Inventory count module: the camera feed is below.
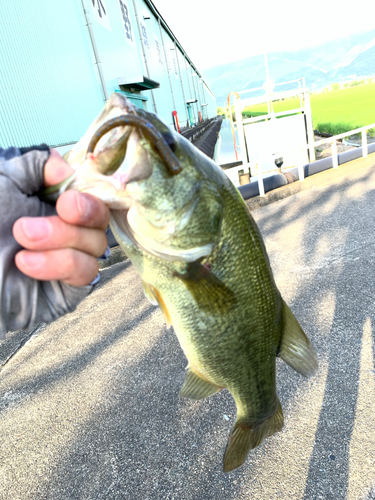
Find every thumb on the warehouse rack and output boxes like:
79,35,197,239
43,149,74,187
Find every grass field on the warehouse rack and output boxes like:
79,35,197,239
242,82,375,134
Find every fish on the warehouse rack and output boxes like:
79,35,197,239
45,93,318,472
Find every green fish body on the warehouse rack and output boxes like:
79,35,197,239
52,94,318,472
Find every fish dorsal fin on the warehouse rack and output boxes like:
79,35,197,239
142,281,172,328
180,368,221,400
174,262,236,315
279,300,318,377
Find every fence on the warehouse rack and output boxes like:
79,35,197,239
226,122,375,196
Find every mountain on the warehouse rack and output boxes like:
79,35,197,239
203,30,375,106
339,44,375,76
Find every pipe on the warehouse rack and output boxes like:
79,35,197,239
201,82,207,119
131,0,157,113
238,142,375,201
191,70,200,121
174,40,190,127
158,18,176,112
80,0,108,102
296,141,375,178
184,56,197,123
227,92,240,161
238,174,288,199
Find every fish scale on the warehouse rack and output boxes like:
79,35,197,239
44,93,318,472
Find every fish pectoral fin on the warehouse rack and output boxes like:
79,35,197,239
279,299,318,377
174,262,236,315
142,280,159,306
142,281,172,328
179,368,221,400
223,400,284,473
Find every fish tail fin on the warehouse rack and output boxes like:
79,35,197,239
223,400,284,473
279,299,318,377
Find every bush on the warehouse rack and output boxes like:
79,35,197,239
242,110,267,119
315,121,362,136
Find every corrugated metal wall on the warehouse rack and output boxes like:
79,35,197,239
0,0,104,148
0,0,217,148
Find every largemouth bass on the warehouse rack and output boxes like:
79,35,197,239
47,93,318,472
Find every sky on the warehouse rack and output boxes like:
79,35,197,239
152,0,375,70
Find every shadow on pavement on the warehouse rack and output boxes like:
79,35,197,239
255,167,375,500
1,166,375,499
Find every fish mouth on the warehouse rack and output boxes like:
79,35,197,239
71,125,153,210
65,94,138,170
86,114,182,177
60,94,182,210
41,95,141,205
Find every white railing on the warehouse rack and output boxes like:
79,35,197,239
226,122,375,196
236,77,306,96
242,108,305,125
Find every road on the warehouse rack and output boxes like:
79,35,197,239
1,160,375,500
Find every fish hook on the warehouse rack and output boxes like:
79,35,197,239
86,115,182,175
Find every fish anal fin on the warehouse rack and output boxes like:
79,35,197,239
142,281,172,328
223,400,284,473
179,368,221,400
174,262,236,315
279,299,318,377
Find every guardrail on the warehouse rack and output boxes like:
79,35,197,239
228,122,375,196
181,117,220,142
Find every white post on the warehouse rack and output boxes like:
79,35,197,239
298,157,305,182
234,99,248,164
332,140,338,168
362,130,368,158
303,92,316,162
258,163,265,197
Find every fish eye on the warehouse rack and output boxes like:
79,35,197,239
162,131,177,152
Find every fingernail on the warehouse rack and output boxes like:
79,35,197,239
22,218,51,241
19,252,45,269
77,193,93,219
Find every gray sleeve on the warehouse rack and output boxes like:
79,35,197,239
0,149,93,339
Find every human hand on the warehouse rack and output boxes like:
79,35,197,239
12,149,110,287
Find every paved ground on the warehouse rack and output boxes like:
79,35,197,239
1,161,375,500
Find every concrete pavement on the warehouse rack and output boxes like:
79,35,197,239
1,159,375,500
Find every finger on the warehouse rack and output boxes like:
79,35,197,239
56,190,110,231
44,149,74,186
15,249,99,287
13,216,108,258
